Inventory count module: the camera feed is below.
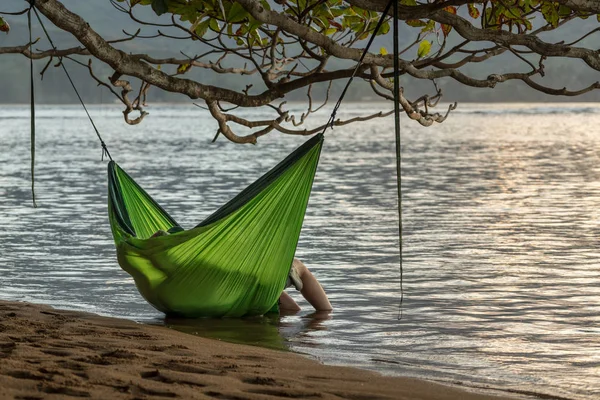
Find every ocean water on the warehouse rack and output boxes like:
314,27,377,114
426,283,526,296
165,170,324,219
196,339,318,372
1,103,599,400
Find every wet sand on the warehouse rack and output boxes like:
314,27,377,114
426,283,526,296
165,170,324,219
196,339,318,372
0,300,516,399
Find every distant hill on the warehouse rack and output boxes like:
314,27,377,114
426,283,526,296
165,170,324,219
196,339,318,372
1,0,600,105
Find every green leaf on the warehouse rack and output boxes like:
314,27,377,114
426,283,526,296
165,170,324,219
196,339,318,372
314,15,330,30
247,16,262,32
468,4,480,19
541,2,559,27
421,20,435,33
378,21,390,34
0,17,9,34
343,15,362,31
406,20,426,27
330,6,348,17
417,40,431,59
151,0,169,16
558,5,572,17
260,0,271,11
177,64,192,74
209,18,221,32
324,28,337,36
228,2,249,23
195,20,210,38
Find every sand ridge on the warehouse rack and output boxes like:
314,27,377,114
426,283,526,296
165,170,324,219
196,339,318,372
0,300,515,400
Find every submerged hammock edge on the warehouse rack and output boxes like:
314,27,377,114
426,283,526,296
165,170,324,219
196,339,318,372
107,133,324,318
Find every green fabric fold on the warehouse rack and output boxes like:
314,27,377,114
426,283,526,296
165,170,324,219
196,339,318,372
108,134,324,317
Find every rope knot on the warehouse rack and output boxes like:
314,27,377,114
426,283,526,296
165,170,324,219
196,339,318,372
329,111,337,129
100,141,112,161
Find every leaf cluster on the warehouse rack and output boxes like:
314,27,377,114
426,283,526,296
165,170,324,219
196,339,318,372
118,0,390,47
0,16,10,33
120,1,596,60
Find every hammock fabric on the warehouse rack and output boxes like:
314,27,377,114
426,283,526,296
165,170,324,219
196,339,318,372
26,0,399,319
108,133,324,317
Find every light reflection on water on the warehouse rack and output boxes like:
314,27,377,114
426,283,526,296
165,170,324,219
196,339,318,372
1,103,600,400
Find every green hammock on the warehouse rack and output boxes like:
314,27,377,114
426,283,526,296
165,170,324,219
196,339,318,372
25,0,400,319
108,134,324,318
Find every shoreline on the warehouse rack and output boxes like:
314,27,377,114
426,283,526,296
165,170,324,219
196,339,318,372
0,300,518,400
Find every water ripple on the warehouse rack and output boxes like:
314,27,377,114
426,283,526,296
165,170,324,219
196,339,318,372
1,103,600,400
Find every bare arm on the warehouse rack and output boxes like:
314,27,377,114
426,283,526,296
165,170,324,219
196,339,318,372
279,291,301,312
294,259,332,312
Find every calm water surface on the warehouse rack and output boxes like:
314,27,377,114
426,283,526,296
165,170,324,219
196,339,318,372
1,103,599,400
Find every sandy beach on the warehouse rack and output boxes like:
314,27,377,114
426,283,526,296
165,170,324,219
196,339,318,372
0,300,517,400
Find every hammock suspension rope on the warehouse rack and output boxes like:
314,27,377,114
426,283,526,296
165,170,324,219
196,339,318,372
392,0,404,318
321,0,395,134
27,5,36,208
314,0,403,312
27,0,112,163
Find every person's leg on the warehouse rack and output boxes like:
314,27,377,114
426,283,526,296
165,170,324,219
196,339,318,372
278,290,301,311
294,259,332,311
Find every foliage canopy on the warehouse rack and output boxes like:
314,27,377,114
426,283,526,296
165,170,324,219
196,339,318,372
1,0,599,143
